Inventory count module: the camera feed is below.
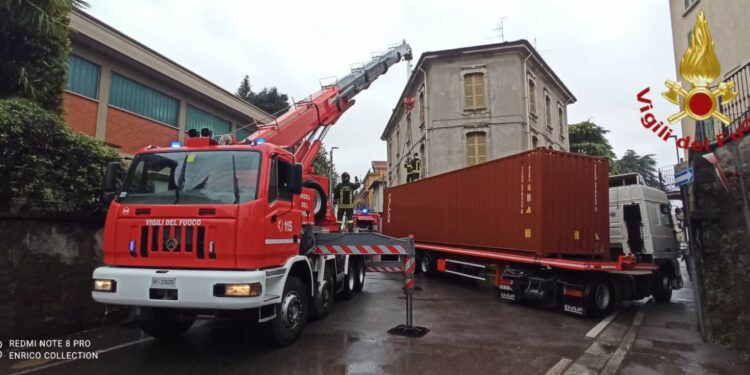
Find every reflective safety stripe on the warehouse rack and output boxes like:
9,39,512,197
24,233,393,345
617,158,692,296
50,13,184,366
265,238,295,245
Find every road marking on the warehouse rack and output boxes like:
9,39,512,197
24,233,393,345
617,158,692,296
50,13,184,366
9,337,154,375
544,358,572,375
601,310,644,375
585,309,622,338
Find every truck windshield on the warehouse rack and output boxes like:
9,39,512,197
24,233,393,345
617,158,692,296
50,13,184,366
117,151,261,204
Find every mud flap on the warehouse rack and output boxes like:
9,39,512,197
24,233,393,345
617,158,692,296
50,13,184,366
562,296,587,317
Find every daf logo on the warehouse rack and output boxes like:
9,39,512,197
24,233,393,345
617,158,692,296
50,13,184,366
165,238,179,251
122,207,130,215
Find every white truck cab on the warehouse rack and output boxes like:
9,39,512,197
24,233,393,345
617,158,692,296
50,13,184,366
609,174,683,295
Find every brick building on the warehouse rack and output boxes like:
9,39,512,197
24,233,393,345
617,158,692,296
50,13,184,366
65,9,269,155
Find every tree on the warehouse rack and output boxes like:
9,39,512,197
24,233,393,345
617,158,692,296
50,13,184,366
0,98,118,211
0,0,85,114
311,144,339,186
568,120,618,174
235,75,290,117
615,150,659,187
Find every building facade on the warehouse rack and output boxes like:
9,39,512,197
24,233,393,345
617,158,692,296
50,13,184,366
668,0,750,146
355,161,387,213
64,9,269,155
381,40,576,187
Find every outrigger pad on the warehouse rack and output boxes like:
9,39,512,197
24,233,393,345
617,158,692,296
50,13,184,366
387,324,429,338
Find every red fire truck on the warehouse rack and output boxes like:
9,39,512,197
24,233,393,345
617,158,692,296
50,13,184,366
92,42,413,346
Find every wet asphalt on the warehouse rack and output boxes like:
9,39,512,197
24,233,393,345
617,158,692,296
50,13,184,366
2,267,747,374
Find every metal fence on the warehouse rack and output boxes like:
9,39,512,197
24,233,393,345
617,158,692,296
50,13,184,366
721,62,750,134
659,165,679,194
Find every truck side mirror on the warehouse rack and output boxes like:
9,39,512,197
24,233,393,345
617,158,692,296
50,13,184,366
103,162,124,193
288,163,303,195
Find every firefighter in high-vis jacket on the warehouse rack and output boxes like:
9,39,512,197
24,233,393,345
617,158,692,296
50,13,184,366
405,152,421,182
333,172,360,229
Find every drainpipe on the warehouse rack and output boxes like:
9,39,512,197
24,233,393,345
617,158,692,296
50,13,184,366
522,52,533,150
418,64,430,177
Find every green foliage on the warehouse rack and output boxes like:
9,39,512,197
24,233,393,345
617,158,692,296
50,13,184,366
311,144,339,186
235,75,290,116
0,0,84,114
0,98,118,210
615,149,659,187
569,120,617,173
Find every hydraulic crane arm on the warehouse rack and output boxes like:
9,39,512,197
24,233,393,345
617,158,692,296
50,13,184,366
247,41,412,173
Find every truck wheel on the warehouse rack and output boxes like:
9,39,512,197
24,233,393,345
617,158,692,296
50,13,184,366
310,271,334,320
340,261,356,300
653,273,673,303
588,281,613,317
138,309,194,341
262,276,308,346
353,258,366,293
419,251,436,276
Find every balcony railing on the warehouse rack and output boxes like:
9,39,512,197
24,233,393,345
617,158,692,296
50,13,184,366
721,62,750,134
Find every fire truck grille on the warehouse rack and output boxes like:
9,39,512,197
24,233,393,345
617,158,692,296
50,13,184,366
137,225,209,259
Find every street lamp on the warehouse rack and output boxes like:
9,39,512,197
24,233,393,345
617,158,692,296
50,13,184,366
329,146,339,202
668,135,681,164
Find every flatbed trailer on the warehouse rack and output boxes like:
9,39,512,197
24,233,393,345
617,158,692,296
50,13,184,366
416,242,664,317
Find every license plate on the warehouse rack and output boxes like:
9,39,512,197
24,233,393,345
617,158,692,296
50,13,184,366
151,277,176,289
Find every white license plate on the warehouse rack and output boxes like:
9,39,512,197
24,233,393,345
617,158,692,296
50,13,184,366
151,277,176,289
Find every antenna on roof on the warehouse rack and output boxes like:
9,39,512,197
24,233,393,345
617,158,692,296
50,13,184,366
490,17,507,42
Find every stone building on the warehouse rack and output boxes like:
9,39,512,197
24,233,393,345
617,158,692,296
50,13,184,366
65,9,269,155
355,161,387,213
380,40,576,187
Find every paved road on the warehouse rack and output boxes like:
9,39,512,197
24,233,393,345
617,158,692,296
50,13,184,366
2,268,747,374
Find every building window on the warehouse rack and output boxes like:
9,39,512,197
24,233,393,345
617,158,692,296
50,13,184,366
528,79,537,115
463,72,485,109
236,123,252,140
544,94,552,130
687,31,693,45
109,73,179,126
66,54,100,99
466,131,487,166
186,105,231,137
684,0,698,10
418,91,425,125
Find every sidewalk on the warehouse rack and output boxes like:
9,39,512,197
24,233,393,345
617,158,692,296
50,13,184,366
618,263,750,374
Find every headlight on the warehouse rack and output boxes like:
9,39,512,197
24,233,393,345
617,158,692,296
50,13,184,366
93,279,116,292
214,283,262,297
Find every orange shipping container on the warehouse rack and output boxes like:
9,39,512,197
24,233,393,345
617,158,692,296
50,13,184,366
383,149,610,259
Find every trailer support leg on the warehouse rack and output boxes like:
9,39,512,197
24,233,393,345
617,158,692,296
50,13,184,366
388,243,429,338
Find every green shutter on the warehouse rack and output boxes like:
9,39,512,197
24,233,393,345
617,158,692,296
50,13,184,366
109,73,179,125
186,105,231,137
236,127,251,140
66,55,100,99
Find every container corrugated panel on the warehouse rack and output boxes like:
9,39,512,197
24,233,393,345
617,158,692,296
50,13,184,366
383,149,610,259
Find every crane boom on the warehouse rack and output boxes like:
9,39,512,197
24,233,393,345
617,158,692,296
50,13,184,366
247,41,412,173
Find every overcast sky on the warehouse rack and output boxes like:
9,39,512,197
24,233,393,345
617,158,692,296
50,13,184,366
85,0,681,179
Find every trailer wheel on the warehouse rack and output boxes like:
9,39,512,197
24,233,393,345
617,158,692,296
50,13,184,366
419,251,436,275
310,271,334,320
353,258,366,293
588,281,613,317
138,309,195,341
340,260,356,300
653,273,673,303
262,276,308,346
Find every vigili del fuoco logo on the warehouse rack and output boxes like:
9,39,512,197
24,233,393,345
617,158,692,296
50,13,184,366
636,10,744,151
